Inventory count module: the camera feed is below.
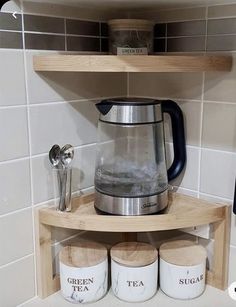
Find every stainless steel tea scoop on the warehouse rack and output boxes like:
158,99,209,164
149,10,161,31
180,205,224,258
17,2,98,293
49,145,63,210
49,144,61,168
60,144,74,212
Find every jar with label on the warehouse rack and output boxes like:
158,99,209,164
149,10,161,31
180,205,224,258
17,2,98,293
111,241,158,302
108,19,154,55
159,240,207,300
59,241,108,303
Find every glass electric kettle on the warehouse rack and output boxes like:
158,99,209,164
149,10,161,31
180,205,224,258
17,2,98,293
94,97,186,215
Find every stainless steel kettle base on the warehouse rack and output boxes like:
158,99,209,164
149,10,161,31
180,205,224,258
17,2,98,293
94,190,168,216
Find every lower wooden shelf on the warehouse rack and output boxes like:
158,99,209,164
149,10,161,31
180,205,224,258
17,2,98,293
39,192,225,232
35,192,231,299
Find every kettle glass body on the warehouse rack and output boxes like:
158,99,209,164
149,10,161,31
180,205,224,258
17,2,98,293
94,97,186,215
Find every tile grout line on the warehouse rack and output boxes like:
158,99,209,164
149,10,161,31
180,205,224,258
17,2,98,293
17,295,38,307
204,6,209,53
0,205,32,219
200,191,233,203
23,95,121,107
165,23,168,52
127,72,130,97
21,0,38,297
197,74,205,199
99,22,102,52
14,11,106,23
197,6,208,198
0,253,34,269
64,18,67,51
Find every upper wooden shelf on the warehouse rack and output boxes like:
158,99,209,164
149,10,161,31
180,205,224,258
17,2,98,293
33,55,232,73
38,192,226,232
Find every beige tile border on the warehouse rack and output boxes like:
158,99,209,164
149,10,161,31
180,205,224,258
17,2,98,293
208,4,236,19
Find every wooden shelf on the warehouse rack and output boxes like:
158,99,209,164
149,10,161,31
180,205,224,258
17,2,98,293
35,192,230,298
33,55,232,73
39,192,226,232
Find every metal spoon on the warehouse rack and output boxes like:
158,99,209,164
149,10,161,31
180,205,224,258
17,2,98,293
60,144,74,211
49,144,61,168
49,144,64,210
60,144,74,167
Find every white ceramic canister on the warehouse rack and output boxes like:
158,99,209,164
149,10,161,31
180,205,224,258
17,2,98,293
111,241,158,302
59,241,108,303
159,240,207,300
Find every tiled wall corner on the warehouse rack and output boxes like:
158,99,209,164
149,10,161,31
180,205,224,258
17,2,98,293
0,255,35,307
129,2,236,286
129,72,203,100
0,2,126,306
1,2,236,305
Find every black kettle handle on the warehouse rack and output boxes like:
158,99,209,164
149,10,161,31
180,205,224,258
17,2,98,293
161,100,186,181
233,179,236,215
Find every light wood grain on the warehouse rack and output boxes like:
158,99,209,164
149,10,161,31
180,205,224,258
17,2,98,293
38,192,225,232
111,242,158,266
59,241,107,267
209,205,231,290
35,209,59,298
35,192,230,297
33,55,232,72
159,240,207,266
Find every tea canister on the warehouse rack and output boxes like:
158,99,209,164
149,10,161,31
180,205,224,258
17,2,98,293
59,241,108,303
108,19,154,55
111,242,158,302
159,240,207,300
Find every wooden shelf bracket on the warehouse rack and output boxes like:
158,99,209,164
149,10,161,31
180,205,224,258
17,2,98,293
35,193,231,298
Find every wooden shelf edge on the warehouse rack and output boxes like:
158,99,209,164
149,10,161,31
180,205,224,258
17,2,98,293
33,55,232,73
37,192,227,232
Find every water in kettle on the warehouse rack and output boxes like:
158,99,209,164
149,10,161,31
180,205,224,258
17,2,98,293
95,158,168,197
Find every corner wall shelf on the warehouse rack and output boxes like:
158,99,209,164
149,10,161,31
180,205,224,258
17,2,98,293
35,192,230,299
33,55,232,73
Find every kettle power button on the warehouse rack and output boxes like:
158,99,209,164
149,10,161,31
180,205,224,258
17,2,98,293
228,282,236,300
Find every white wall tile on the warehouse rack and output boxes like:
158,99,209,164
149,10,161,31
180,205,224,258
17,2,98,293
0,50,26,106
130,6,206,22
0,107,29,161
164,100,202,146
204,55,236,103
208,4,236,19
22,2,112,20
0,209,33,266
200,149,236,200
30,100,98,155
0,159,31,215
172,186,198,197
129,72,203,100
166,143,200,191
26,51,126,104
32,144,96,204
0,255,35,307
202,102,236,152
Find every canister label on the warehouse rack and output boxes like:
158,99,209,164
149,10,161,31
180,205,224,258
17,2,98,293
60,260,108,303
117,47,148,55
160,258,206,299
127,280,144,287
111,259,158,302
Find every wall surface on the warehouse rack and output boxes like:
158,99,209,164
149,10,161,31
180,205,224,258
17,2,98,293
0,1,126,306
129,2,236,287
1,1,236,306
